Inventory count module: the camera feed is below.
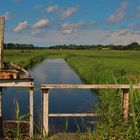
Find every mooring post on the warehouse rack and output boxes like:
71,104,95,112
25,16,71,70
122,89,129,122
0,16,5,70
0,16,5,138
42,89,49,136
29,87,34,137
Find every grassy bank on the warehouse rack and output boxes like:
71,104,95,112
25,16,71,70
4,50,140,139
4,50,66,69
64,50,140,139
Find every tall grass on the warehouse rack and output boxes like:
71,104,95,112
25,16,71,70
64,50,140,139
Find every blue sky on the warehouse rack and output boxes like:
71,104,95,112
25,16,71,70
0,0,140,47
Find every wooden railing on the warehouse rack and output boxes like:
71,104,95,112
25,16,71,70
0,79,34,137
41,84,140,135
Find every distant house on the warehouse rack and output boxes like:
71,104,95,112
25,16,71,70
102,47,109,50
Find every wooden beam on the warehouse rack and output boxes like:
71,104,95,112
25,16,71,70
41,84,140,90
49,113,97,117
0,16,5,71
122,89,129,122
42,89,49,136
3,120,29,123
0,79,34,87
29,87,34,137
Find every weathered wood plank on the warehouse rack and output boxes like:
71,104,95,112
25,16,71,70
42,89,49,136
0,79,34,87
0,16,5,70
122,89,129,122
3,120,29,123
29,87,34,137
49,113,97,117
41,84,140,89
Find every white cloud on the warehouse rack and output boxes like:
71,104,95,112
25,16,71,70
32,19,49,29
14,21,28,32
62,29,78,34
107,2,128,24
46,5,59,13
6,27,140,46
3,11,11,21
61,21,84,34
104,29,140,44
61,7,78,19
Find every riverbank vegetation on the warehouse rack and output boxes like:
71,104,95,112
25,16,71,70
64,50,140,139
4,49,140,139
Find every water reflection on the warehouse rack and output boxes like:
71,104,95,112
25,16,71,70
2,59,98,132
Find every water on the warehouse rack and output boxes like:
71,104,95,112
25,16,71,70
2,59,98,132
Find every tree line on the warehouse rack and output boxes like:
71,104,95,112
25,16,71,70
3,43,45,50
3,42,140,50
49,42,140,50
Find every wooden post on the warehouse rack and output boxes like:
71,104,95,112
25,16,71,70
0,88,2,118
0,16,5,70
29,87,34,137
42,89,49,136
0,88,3,138
122,89,129,122
0,16,5,138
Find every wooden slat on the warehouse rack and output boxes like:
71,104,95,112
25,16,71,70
29,87,34,137
3,120,29,123
0,79,34,87
42,89,49,135
122,89,129,122
49,113,97,117
41,84,140,89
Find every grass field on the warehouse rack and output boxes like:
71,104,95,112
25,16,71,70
64,50,140,139
4,50,140,83
4,50,140,139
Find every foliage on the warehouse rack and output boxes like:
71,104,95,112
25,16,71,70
5,100,30,139
49,42,140,50
63,50,140,139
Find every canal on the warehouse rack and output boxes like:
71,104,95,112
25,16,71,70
2,59,98,132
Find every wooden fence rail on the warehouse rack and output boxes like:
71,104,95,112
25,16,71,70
0,79,34,138
41,84,140,136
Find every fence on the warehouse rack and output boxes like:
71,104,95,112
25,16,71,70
41,83,140,136
0,79,34,137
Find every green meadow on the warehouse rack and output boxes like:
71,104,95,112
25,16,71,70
4,50,140,139
4,50,140,84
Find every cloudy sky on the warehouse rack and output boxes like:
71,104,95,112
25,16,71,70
0,0,140,47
